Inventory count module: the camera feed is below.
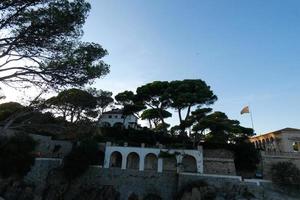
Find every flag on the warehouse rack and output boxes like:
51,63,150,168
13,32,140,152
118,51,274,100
240,106,250,115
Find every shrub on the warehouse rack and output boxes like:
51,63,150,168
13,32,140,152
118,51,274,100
0,134,36,178
128,193,139,200
0,102,24,121
234,141,259,172
271,162,300,188
143,194,162,200
62,139,100,180
175,180,216,200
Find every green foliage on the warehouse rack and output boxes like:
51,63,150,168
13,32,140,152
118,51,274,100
143,194,162,200
128,193,139,200
167,79,217,131
158,151,177,158
141,109,172,120
0,0,109,88
201,112,254,144
175,180,215,200
119,79,217,133
271,162,300,188
86,87,114,115
234,141,259,172
96,127,188,148
141,109,171,129
0,102,24,121
44,88,97,122
0,134,36,178
115,91,146,117
136,81,170,130
62,139,100,180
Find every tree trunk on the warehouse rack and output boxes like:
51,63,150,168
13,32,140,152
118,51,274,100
148,119,152,129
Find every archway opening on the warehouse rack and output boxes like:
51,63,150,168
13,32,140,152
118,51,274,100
100,122,111,127
182,155,197,173
114,122,124,128
144,153,158,171
262,139,266,150
110,151,122,168
127,152,140,170
163,157,177,172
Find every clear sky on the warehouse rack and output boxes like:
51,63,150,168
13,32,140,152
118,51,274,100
81,0,300,134
2,0,299,134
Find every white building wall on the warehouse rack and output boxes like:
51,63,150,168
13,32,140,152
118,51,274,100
279,131,300,152
99,114,138,128
104,145,203,173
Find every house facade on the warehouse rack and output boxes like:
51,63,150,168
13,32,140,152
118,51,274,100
249,128,300,152
98,109,139,129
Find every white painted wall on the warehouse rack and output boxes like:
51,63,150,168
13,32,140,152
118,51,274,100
104,145,203,173
99,114,138,128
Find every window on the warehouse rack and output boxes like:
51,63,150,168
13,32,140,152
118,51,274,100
115,115,118,118
293,142,299,152
108,115,112,118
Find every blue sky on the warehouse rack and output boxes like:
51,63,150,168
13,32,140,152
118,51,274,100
81,0,300,134
5,0,298,134
0,0,299,135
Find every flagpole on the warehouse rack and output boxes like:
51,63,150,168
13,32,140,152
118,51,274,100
249,105,255,134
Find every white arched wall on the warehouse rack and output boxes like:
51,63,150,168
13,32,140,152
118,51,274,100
104,145,203,173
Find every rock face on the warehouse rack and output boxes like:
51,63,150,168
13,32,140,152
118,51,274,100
0,170,120,200
1,168,300,200
41,170,120,200
0,178,34,200
176,180,300,200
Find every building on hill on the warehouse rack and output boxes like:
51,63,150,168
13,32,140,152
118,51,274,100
249,128,300,153
103,142,236,175
250,128,300,180
98,109,139,129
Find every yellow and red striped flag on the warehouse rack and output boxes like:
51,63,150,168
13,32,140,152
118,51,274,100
240,106,250,115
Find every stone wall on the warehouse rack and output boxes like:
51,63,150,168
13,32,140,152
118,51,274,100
261,152,300,180
203,149,236,175
203,158,236,175
30,134,73,158
24,159,300,200
203,149,234,158
81,167,178,200
25,158,62,197
24,158,240,200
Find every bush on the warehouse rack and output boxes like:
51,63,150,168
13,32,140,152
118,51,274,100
0,134,36,178
143,194,162,200
128,193,139,200
0,102,24,121
271,162,300,188
62,139,100,180
175,180,216,200
234,141,259,172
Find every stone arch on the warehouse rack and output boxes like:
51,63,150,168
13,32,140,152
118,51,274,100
255,141,259,149
269,137,275,151
110,151,122,168
144,153,158,171
100,122,111,127
127,152,140,169
266,138,270,151
262,139,266,150
182,155,197,173
258,140,262,149
163,156,177,172
114,122,124,128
